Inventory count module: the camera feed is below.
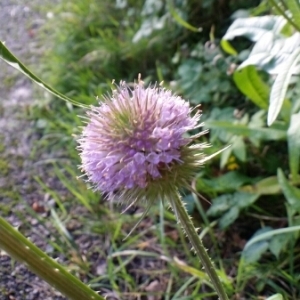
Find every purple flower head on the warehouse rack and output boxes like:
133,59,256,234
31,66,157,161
78,80,207,203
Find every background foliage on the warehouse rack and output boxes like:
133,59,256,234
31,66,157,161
18,0,300,299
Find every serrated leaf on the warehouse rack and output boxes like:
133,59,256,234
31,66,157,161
233,65,269,109
287,113,300,181
205,121,286,141
268,47,300,125
0,41,85,108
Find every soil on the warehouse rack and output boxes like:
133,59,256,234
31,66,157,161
0,1,67,299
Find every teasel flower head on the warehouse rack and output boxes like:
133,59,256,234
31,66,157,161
78,78,208,207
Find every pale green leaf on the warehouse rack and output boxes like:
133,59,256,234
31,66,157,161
222,16,286,42
268,47,300,125
245,225,300,250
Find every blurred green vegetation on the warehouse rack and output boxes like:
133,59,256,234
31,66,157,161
26,0,300,299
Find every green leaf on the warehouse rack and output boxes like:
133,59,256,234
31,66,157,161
233,66,269,109
0,41,86,108
242,240,269,263
220,39,237,55
287,113,300,181
207,191,259,224
244,225,300,250
242,227,273,263
197,171,253,194
205,121,287,141
219,206,239,229
206,194,232,217
268,47,300,125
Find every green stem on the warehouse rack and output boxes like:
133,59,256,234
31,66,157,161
168,193,229,300
0,217,104,300
268,0,300,32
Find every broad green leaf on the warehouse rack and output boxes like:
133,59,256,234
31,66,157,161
219,206,239,229
206,194,232,217
242,227,273,263
0,41,86,108
277,168,300,207
234,192,260,209
286,0,300,29
268,47,300,125
205,120,287,141
233,66,269,109
207,191,259,221
242,240,269,263
287,113,300,181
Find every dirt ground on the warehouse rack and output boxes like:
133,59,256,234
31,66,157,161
0,1,67,299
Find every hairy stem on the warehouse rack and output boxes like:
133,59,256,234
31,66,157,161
168,193,229,300
0,217,104,300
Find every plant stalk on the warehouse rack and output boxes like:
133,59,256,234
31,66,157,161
168,193,229,300
0,217,104,300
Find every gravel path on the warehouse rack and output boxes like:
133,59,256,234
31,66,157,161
0,1,67,299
